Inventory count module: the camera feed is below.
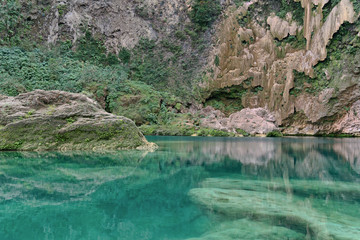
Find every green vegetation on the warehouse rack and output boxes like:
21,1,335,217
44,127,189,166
323,0,341,21
247,0,303,26
236,128,250,136
290,69,328,95
189,0,222,29
140,124,236,137
233,0,244,8
204,85,249,115
276,0,303,24
118,48,131,64
74,31,119,66
214,55,220,66
0,45,184,125
128,37,200,101
276,34,306,50
266,130,283,137
351,0,360,13
314,133,355,138
0,46,125,95
290,18,360,96
0,0,33,47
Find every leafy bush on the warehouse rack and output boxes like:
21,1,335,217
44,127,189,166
323,0,341,20
189,0,222,28
73,31,119,66
276,0,303,24
118,48,131,64
0,47,129,96
233,0,244,8
266,131,283,137
0,0,25,45
351,0,360,13
236,129,250,136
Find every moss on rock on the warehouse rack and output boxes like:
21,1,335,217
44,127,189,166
0,90,156,151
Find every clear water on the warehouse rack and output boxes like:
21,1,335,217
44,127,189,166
0,136,359,240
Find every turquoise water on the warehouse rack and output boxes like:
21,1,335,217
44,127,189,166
0,136,359,239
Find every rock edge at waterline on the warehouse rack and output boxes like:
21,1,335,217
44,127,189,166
0,90,157,151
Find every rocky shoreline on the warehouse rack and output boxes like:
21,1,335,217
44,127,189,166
0,90,157,151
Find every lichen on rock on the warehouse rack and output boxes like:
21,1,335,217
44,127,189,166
0,90,156,151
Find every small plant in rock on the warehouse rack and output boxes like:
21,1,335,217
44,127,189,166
236,128,250,136
266,130,283,137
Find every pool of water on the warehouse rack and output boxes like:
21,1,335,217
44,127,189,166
0,136,359,239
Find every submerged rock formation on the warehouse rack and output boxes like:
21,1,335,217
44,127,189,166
187,218,304,240
0,90,156,151
189,177,360,240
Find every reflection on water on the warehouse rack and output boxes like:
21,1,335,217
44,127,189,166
0,137,359,239
152,136,360,181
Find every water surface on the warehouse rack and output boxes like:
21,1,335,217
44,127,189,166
0,136,359,239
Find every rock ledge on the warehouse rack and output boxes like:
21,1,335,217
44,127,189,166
0,90,156,151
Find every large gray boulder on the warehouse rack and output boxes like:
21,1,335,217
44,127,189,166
0,90,156,151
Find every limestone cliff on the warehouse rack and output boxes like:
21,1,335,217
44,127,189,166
26,0,190,50
203,0,360,135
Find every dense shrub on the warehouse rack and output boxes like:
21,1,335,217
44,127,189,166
276,0,303,24
189,0,222,28
0,0,30,45
73,31,119,66
266,131,283,137
0,47,128,96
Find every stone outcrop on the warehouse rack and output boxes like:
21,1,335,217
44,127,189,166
267,14,302,40
34,0,191,49
200,106,278,135
0,90,156,151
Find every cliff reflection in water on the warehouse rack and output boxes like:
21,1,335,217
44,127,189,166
0,137,359,240
149,136,360,181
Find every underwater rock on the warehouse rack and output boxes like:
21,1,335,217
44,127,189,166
0,90,156,151
187,218,304,240
0,151,153,203
189,177,360,240
200,177,360,201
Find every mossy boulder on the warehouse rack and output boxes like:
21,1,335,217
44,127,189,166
0,90,157,151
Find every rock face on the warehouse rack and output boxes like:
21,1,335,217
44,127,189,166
0,90,156,151
200,106,278,135
202,0,360,135
24,0,194,51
